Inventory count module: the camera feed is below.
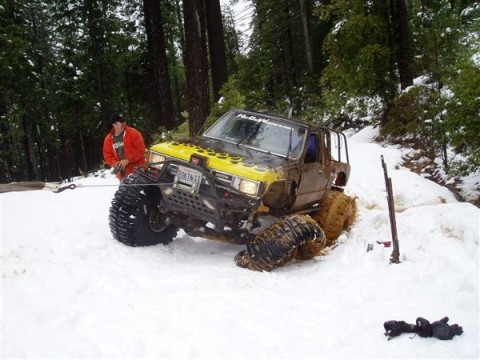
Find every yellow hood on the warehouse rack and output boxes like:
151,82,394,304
150,141,284,184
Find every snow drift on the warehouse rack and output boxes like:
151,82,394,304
1,127,478,358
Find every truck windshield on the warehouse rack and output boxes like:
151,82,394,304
204,111,307,159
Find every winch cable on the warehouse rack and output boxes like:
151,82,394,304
0,181,165,194
53,182,165,193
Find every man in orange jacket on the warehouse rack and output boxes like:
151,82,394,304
103,112,146,180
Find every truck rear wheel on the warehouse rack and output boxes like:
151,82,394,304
235,215,326,271
109,173,178,247
311,191,356,245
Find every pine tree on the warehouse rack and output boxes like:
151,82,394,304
143,0,175,130
205,0,229,102
183,0,210,136
320,0,396,119
391,0,414,90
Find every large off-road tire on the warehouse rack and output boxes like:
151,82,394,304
311,191,356,245
109,173,178,246
235,215,326,272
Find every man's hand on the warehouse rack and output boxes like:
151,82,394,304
115,159,129,170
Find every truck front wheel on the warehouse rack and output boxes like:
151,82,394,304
109,173,178,247
235,215,326,271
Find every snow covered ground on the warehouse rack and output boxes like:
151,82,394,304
1,127,479,359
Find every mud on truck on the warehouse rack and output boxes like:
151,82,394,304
109,109,356,271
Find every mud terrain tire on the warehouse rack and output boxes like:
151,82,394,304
109,173,178,246
312,191,355,245
235,215,326,271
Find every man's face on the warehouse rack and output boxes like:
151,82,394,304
112,121,126,133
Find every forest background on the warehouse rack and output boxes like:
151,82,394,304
1,0,479,191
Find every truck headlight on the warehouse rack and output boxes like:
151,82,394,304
149,152,166,169
232,177,260,197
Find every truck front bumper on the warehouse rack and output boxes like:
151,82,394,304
137,160,260,229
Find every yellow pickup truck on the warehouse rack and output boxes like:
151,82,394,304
109,109,355,271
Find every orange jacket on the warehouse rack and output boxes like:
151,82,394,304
103,125,146,178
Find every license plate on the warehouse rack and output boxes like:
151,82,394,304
174,165,202,193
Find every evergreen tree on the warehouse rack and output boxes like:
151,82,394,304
1,0,478,182
238,0,308,112
183,0,210,136
221,3,242,75
391,0,414,90
142,0,175,130
205,0,229,102
320,0,396,121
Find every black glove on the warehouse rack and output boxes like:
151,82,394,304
430,317,464,340
415,317,432,337
384,320,416,339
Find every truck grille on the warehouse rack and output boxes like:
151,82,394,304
164,188,216,217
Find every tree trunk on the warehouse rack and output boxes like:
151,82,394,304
45,141,60,182
167,29,182,121
59,127,73,181
285,1,297,103
122,42,134,121
30,12,47,181
78,127,88,175
0,106,14,182
392,0,413,90
143,0,175,129
183,0,211,136
22,115,39,181
299,0,314,72
32,120,46,181
205,0,228,101
85,0,109,132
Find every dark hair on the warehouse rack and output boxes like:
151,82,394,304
110,112,128,124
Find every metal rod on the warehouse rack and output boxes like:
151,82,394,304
381,156,400,264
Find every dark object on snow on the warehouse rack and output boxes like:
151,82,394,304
381,155,400,264
384,317,463,340
431,317,464,340
415,317,433,337
384,320,416,338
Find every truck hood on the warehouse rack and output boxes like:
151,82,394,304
149,137,289,183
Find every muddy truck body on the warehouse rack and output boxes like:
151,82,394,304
109,109,355,271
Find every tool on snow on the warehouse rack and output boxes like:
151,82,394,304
366,241,391,252
381,155,400,264
377,240,391,247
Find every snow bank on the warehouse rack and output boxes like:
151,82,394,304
1,131,479,358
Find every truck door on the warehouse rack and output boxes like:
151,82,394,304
291,132,331,211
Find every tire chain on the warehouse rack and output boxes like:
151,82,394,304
109,174,148,244
235,215,326,271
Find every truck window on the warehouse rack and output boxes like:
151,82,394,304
305,134,317,163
